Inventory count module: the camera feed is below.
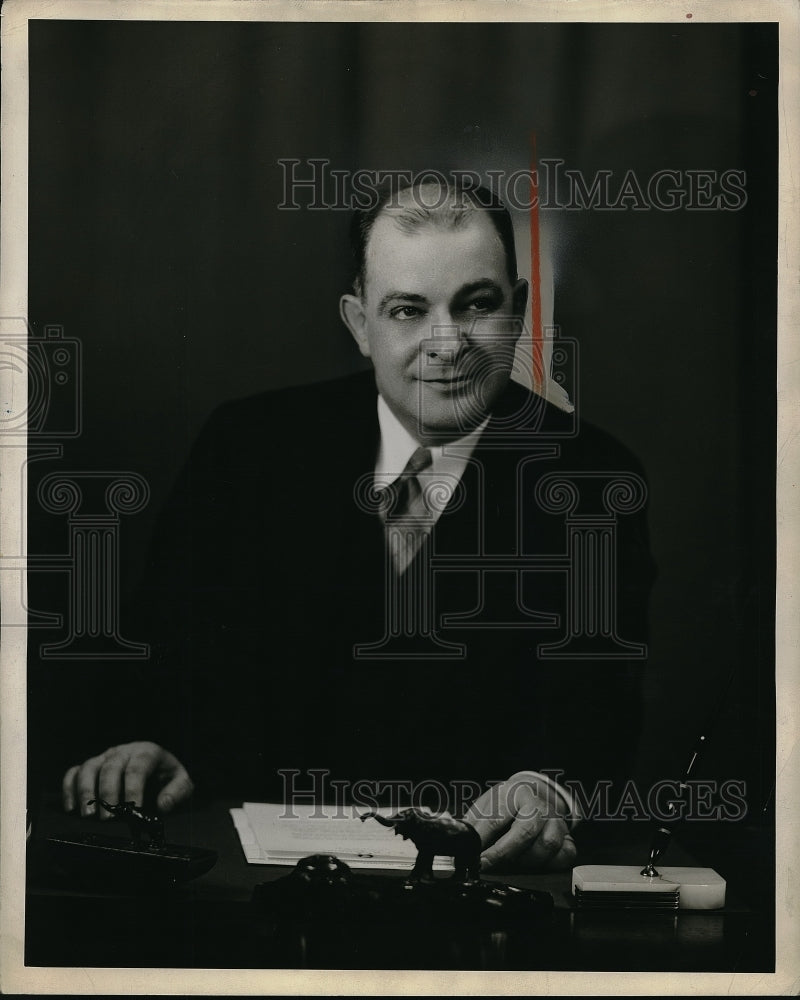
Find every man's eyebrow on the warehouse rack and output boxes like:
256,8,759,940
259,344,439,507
377,291,429,313
455,279,504,297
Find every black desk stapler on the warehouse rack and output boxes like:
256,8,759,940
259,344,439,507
34,799,217,888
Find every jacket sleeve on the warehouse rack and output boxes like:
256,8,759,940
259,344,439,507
129,400,248,795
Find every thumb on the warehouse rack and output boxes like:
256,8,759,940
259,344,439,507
156,759,194,813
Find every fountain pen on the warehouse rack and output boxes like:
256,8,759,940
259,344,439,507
640,733,707,878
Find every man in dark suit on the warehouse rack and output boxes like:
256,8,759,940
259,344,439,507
61,179,655,871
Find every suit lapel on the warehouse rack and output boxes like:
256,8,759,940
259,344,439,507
431,381,549,557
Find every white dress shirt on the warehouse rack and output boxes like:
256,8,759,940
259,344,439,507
373,394,487,511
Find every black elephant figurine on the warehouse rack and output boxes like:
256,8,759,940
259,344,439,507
360,807,482,883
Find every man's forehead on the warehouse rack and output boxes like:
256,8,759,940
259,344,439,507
363,210,506,290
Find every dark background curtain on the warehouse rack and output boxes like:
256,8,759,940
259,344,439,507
27,21,776,843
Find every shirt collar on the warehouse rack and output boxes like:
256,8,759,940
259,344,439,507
374,395,488,488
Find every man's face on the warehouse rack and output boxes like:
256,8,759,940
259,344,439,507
340,209,527,443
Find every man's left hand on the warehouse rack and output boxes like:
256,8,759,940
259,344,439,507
463,770,577,872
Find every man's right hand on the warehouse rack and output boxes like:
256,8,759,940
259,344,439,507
62,741,194,817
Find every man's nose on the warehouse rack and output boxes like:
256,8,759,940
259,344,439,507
423,319,468,367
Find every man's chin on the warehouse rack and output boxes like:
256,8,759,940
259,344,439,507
413,405,490,444
416,379,509,439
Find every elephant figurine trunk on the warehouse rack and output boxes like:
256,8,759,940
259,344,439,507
359,811,396,829
360,808,482,883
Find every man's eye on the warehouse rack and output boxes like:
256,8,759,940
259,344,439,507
466,296,499,313
390,305,424,320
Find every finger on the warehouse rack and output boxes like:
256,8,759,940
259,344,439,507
523,817,569,868
541,832,578,872
121,746,162,808
155,760,194,813
74,754,108,817
463,785,513,845
61,765,79,812
515,824,576,872
480,810,549,871
485,817,568,872
516,830,577,872
97,753,129,817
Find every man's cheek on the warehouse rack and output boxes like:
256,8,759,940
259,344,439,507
464,350,507,387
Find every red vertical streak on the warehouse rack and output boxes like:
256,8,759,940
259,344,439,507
530,132,544,392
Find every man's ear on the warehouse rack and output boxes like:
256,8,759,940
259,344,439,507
339,294,371,358
512,277,529,322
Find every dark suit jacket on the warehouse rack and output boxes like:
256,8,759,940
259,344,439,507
135,370,656,807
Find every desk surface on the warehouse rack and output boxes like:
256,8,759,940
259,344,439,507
25,799,773,972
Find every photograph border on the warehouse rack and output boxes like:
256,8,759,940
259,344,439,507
1,0,798,994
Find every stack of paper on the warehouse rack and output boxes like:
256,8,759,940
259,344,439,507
230,802,454,871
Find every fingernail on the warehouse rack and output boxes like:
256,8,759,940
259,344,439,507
159,794,174,811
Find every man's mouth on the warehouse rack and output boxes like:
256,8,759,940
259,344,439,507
421,374,471,385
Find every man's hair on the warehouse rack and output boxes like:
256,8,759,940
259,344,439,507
349,176,519,297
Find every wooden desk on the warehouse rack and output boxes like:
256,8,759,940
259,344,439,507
25,798,772,972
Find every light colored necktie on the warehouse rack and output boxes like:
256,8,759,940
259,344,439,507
379,446,434,575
